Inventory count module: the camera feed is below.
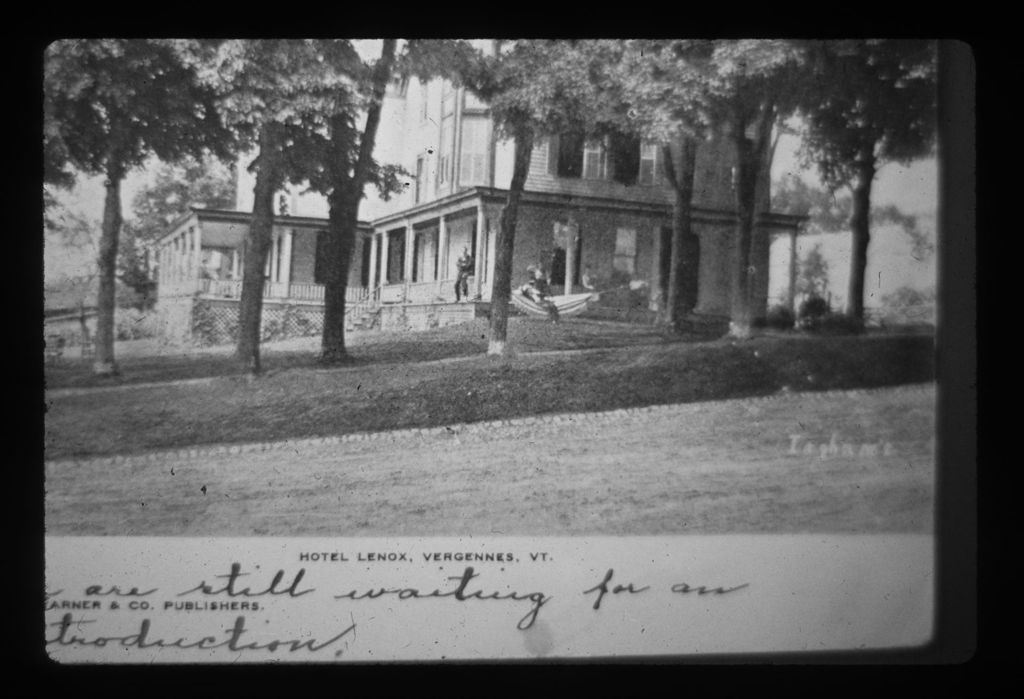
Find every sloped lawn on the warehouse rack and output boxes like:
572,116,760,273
44,317,702,390
44,326,935,459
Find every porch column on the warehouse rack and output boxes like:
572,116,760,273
192,225,202,282
437,215,448,293
564,220,578,295
231,248,240,280
270,232,280,284
264,232,273,281
379,229,390,285
280,229,293,294
368,232,379,292
173,236,182,281
183,231,192,282
167,239,175,282
474,205,486,297
403,220,415,283
787,228,798,317
486,223,497,300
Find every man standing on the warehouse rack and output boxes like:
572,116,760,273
455,246,474,302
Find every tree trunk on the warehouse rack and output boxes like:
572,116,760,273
235,126,282,375
847,160,875,326
487,127,533,356
729,132,758,339
729,106,774,340
320,190,358,363
787,227,798,319
93,161,125,376
662,136,699,332
319,39,396,364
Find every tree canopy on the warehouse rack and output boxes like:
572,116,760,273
45,40,232,184
44,39,235,375
798,40,937,191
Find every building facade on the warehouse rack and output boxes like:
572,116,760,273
154,62,802,344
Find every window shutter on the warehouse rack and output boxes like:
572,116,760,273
547,135,560,176
610,133,641,185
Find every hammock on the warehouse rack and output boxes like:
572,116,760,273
511,290,596,318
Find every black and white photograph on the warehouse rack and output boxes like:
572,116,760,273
40,39,970,664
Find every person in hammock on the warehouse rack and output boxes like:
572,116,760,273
521,265,560,323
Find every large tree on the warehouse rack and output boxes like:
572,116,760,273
797,39,936,326
294,40,473,364
184,39,358,374
606,40,718,330
467,41,613,356
44,39,231,375
703,40,804,338
774,173,935,314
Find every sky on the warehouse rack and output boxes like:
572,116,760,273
768,134,938,310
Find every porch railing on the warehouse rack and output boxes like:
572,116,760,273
199,279,366,304
377,278,468,304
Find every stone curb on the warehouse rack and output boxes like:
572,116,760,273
44,383,934,470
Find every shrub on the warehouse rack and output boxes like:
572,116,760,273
798,295,830,326
765,305,796,330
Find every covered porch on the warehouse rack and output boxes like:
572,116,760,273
368,191,497,306
153,207,374,309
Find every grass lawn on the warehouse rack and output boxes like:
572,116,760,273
44,318,935,460
44,317,707,390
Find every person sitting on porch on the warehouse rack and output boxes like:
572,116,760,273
581,266,597,291
455,246,474,302
520,265,560,323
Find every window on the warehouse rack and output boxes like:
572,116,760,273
438,117,454,185
459,118,489,186
638,142,661,185
608,133,641,185
583,140,606,179
549,132,584,178
613,228,637,275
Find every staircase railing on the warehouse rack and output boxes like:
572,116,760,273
344,286,380,329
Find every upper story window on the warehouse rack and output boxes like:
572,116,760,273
438,117,454,186
548,132,653,185
460,117,489,186
607,133,641,185
583,141,606,180
548,132,584,178
638,142,662,185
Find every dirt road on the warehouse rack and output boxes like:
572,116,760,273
45,384,934,536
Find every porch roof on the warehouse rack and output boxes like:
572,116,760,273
368,186,807,232
155,207,373,248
